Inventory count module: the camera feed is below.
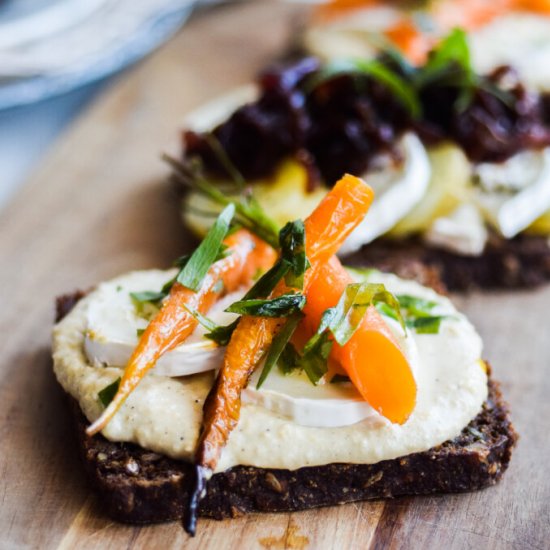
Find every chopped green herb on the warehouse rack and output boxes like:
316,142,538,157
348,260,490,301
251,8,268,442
376,293,447,334
177,204,235,291
407,316,443,334
416,28,472,88
226,293,306,318
279,220,310,289
98,378,120,408
130,291,164,320
257,314,303,388
326,282,405,346
354,58,421,118
163,154,280,249
306,57,421,118
242,260,290,300
205,319,240,346
300,331,332,385
136,328,145,338
182,305,239,346
130,290,166,304
277,342,301,375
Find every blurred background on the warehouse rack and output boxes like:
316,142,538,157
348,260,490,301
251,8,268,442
0,0,226,210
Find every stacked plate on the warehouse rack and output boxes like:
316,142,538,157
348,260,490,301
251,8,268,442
0,0,197,109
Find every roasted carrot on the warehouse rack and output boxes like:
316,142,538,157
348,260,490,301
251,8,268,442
384,19,435,66
186,174,374,534
301,255,416,425
86,229,276,437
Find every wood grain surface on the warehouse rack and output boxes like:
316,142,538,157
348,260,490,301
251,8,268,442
0,2,548,549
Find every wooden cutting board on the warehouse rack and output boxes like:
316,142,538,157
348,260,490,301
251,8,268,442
1,2,548,548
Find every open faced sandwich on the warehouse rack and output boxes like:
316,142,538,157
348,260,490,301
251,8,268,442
53,174,517,535
177,27,550,290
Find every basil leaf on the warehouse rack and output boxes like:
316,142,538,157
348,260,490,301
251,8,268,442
98,378,120,408
279,220,309,289
257,314,303,388
226,293,306,317
177,203,235,291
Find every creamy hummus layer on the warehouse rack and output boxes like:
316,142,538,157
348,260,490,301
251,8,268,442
52,269,488,472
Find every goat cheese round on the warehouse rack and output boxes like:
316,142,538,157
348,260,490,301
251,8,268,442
53,268,487,472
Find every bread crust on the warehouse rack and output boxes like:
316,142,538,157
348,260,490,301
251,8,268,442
345,234,550,291
70,379,516,523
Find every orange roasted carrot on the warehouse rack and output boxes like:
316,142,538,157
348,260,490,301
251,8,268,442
301,255,416,425
186,175,374,534
384,19,435,66
86,229,276,437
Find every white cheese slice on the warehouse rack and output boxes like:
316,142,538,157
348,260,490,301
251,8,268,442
84,270,241,377
242,316,420,428
339,132,431,255
474,148,550,238
424,203,488,257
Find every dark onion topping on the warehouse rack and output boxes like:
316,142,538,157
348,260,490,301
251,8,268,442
183,56,550,189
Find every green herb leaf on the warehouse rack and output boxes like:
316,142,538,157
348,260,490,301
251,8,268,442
98,378,120,408
182,305,239,346
136,328,145,338
417,28,472,87
353,58,421,118
206,319,240,346
407,316,443,334
279,220,310,289
130,290,166,304
177,204,235,291
376,293,446,334
307,57,421,118
326,282,405,346
226,293,306,318
257,314,303,388
164,154,280,249
242,260,290,300
277,342,301,375
300,331,332,384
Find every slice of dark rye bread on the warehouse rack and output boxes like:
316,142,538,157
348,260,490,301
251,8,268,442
346,234,550,291
55,291,517,524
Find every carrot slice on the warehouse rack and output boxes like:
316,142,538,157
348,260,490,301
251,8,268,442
301,255,416,425
186,174,374,534
86,229,276,437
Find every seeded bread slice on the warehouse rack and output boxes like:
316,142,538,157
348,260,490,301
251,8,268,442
346,234,550,291
55,292,517,524
69,379,516,523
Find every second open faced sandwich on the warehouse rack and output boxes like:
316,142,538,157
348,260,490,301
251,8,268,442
53,174,516,535
177,29,550,290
